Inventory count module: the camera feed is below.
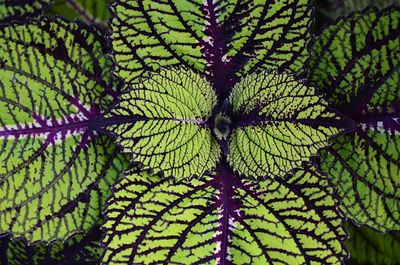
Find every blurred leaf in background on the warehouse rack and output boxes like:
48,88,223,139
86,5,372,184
319,0,400,19
346,222,400,265
46,0,109,30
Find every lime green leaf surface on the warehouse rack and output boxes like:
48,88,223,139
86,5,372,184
104,67,220,180
228,71,347,179
0,0,50,23
102,165,347,264
47,0,110,28
0,226,103,264
105,68,347,180
310,7,400,232
0,17,128,243
110,0,312,84
346,222,400,265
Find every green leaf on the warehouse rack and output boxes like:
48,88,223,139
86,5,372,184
228,71,348,179
309,7,400,232
0,226,103,264
104,67,220,180
319,0,400,19
0,17,128,243
102,164,347,264
346,222,400,265
110,0,312,84
47,0,110,29
0,0,51,23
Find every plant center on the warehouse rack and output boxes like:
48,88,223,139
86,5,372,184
213,113,231,141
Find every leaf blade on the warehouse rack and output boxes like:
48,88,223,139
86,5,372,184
104,67,220,180
310,6,400,232
0,17,128,243
228,72,347,179
102,164,347,264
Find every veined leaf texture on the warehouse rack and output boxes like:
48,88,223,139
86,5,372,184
310,6,400,232
0,18,128,243
0,0,399,264
101,0,351,264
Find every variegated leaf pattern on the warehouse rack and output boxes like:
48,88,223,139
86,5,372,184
0,0,50,23
110,0,311,85
228,71,348,179
0,17,128,243
309,7,400,232
102,164,347,264
0,226,103,265
104,67,220,180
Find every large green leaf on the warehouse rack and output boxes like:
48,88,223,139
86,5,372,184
228,71,348,179
0,17,128,243
102,164,347,264
0,0,51,23
103,67,221,180
110,0,312,85
0,226,103,264
309,7,400,232
47,0,110,29
346,222,400,265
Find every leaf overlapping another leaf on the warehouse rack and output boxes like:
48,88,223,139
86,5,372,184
0,0,51,23
309,6,400,232
105,68,347,181
102,165,347,265
109,0,312,85
0,226,103,265
0,17,128,243
103,0,350,263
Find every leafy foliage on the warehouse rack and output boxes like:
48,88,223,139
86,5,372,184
0,226,103,265
102,165,347,264
346,222,400,265
105,67,220,179
0,0,50,23
101,0,350,263
309,6,400,232
109,0,312,84
0,0,399,263
228,71,348,179
106,68,346,180
0,17,128,243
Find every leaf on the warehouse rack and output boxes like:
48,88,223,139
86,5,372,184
102,164,347,264
110,0,312,85
0,17,128,243
228,71,349,179
104,67,220,180
47,0,110,29
346,222,400,265
0,0,51,23
319,0,400,19
309,7,400,232
0,226,103,265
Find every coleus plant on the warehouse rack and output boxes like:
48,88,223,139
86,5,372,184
0,0,398,265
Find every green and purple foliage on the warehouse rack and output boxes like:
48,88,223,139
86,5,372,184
0,0,398,264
